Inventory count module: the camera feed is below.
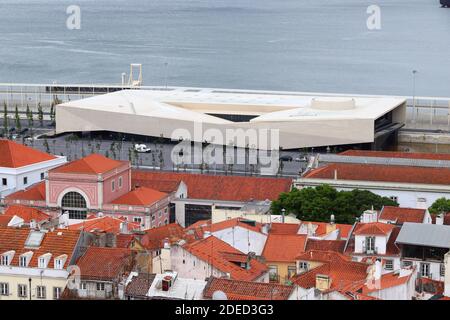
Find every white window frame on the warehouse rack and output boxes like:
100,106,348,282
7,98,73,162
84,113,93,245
36,286,46,299
111,180,115,192
18,284,27,298
299,261,309,271
385,259,394,271
0,283,9,296
53,287,62,300
80,282,87,290
96,282,105,291
420,263,430,277
0,255,9,266
440,263,445,277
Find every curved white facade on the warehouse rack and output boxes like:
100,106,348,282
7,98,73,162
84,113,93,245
56,88,406,150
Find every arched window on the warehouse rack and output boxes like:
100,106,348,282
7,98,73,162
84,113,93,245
61,191,87,220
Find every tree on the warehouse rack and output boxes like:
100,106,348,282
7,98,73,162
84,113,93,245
428,197,450,215
38,103,44,127
3,102,8,137
14,105,21,132
270,184,398,224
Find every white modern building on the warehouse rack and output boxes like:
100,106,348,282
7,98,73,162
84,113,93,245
55,88,406,150
0,139,66,198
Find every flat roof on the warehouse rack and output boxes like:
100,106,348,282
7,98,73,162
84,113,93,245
396,222,450,249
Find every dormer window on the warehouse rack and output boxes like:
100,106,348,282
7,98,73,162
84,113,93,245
54,254,67,270
38,253,52,269
19,252,33,267
0,251,15,266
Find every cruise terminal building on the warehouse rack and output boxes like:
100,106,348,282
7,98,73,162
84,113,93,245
55,88,407,150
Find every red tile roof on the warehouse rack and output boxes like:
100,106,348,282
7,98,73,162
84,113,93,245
0,139,56,168
203,277,294,300
292,251,369,290
110,187,168,206
183,236,268,281
296,250,351,263
0,215,12,227
340,149,450,161
269,223,300,235
131,170,292,201
5,181,46,201
262,234,307,262
132,179,181,193
353,222,395,236
304,163,450,185
305,239,346,253
210,218,264,234
362,271,413,294
379,206,426,224
140,223,185,250
51,154,125,175
0,227,81,268
116,234,137,248
76,247,133,281
300,221,353,239
68,216,140,234
3,205,50,223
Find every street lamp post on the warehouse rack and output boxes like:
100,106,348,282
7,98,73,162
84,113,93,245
28,278,32,300
412,70,418,124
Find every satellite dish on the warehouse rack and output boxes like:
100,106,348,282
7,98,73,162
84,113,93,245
212,290,228,300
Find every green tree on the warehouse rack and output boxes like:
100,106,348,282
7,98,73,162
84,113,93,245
14,105,21,132
270,184,398,224
38,103,44,127
428,197,450,215
3,102,8,137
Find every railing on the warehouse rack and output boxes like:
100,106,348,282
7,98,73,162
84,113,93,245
0,82,450,130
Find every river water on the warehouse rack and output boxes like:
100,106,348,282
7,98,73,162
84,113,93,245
0,0,449,96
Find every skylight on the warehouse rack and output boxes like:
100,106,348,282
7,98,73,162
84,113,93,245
25,231,45,248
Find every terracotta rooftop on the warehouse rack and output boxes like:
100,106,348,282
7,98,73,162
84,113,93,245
210,218,264,234
362,271,413,294
353,222,395,236
76,247,133,281
0,139,56,168
109,186,168,206
3,205,50,223
299,221,353,239
292,251,369,290
183,236,268,281
50,153,125,175
304,163,450,186
203,277,294,300
132,179,181,194
140,223,185,250
116,234,137,248
379,206,426,224
0,227,81,268
131,170,292,201
269,223,300,235
340,149,450,161
5,181,46,201
305,239,346,253
68,216,140,234
262,234,307,262
125,273,155,299
0,215,12,227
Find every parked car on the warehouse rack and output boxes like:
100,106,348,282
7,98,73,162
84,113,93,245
279,155,293,162
295,156,308,162
134,144,151,153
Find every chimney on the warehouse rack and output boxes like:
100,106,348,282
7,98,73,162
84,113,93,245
436,213,444,226
374,259,382,281
333,169,338,180
29,219,37,230
163,238,170,249
326,214,336,234
120,221,129,234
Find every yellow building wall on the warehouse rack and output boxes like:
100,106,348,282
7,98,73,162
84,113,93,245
267,261,297,284
0,273,67,300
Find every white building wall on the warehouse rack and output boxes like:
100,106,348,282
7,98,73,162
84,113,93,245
212,226,267,255
354,234,388,255
0,156,66,198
